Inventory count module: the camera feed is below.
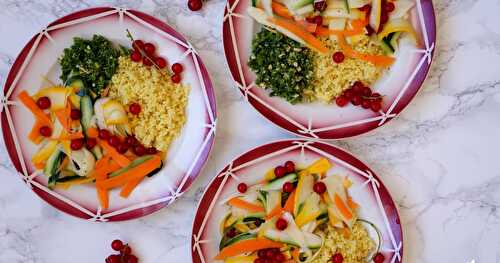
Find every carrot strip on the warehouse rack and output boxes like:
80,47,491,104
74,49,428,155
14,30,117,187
95,169,109,209
270,17,329,54
28,121,44,144
334,194,353,220
18,91,51,124
272,1,293,19
54,103,71,131
34,162,45,169
119,177,144,198
86,127,99,138
228,197,265,213
347,196,359,210
98,140,131,167
283,190,296,214
337,35,395,67
214,238,283,260
265,205,284,220
54,131,84,140
96,155,161,189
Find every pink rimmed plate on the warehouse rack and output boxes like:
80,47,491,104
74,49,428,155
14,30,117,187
192,139,403,262
1,7,217,221
222,0,436,139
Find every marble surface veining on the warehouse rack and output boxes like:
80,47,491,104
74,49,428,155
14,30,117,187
0,0,498,262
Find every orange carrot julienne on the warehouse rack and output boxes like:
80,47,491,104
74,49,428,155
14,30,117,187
98,140,131,167
214,238,283,260
347,196,359,210
86,127,99,138
228,197,265,213
270,17,329,54
95,168,109,209
283,190,296,214
265,205,284,220
96,155,161,189
34,162,45,169
54,131,84,140
334,194,353,220
120,177,144,198
28,121,44,144
272,1,293,19
18,91,51,124
337,35,395,67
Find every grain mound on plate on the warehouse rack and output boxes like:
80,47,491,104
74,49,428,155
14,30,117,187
304,36,384,103
108,56,189,152
311,222,375,263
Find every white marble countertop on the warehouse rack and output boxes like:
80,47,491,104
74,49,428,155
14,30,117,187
0,0,499,262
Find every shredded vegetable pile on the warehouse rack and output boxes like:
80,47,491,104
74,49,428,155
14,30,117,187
216,158,381,262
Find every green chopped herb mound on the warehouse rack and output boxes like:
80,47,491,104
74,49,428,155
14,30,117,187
248,29,313,104
59,35,121,94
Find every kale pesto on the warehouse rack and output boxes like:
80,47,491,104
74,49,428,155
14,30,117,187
248,28,313,104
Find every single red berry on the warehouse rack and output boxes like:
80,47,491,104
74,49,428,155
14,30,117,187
343,89,355,100
351,95,363,106
86,138,97,150
106,254,120,263
171,63,184,74
274,253,285,261
36,96,51,109
361,99,371,109
384,1,395,12
284,161,295,173
335,95,349,107
362,86,372,97
380,11,389,25
70,109,81,120
332,51,345,63
313,182,326,194
373,252,385,263
275,218,288,230
127,255,138,263
147,147,157,155
314,0,327,11
39,126,52,137
133,40,144,50
171,74,182,84
332,253,344,263
365,25,375,35
143,57,153,66
352,81,364,93
111,239,124,251
306,16,315,23
122,245,132,255
133,145,146,156
359,4,371,12
226,228,237,238
130,51,142,62
283,182,294,193
188,0,203,11
125,136,139,146
143,43,156,56
108,136,120,147
129,103,141,115
371,101,382,112
237,183,248,193
155,57,167,69
70,139,84,150
117,143,129,154
265,249,275,258
313,16,323,27
254,259,264,263
98,129,111,140
257,249,267,258
274,166,286,178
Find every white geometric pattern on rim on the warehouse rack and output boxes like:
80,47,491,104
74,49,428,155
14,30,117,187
1,7,216,221
192,140,402,263
224,0,435,137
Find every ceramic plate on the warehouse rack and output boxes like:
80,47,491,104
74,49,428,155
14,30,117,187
1,7,216,221
192,139,402,262
222,0,436,139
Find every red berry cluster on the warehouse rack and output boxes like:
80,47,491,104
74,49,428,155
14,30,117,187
254,248,287,263
130,40,167,69
335,81,383,112
98,129,157,156
106,239,138,263
359,0,395,35
274,160,295,178
188,0,203,11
